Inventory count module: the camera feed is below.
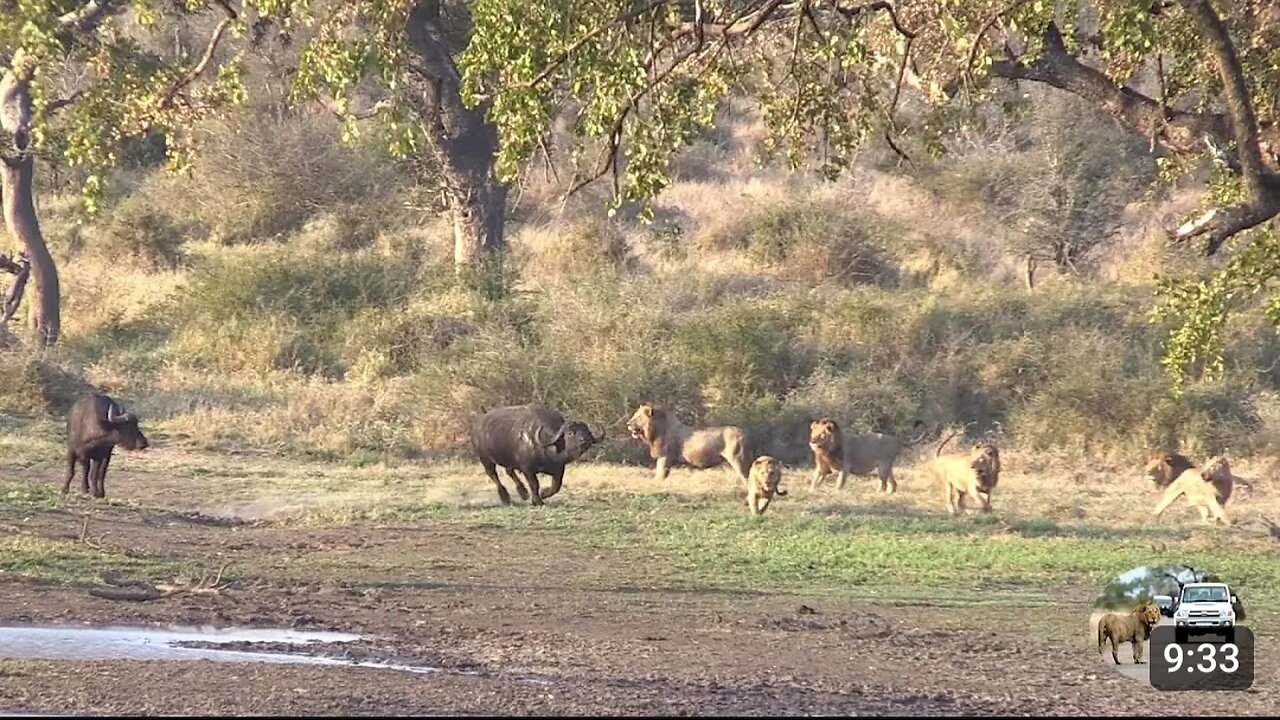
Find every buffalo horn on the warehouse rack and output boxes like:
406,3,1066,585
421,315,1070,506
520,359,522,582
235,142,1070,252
545,423,568,447
107,403,131,423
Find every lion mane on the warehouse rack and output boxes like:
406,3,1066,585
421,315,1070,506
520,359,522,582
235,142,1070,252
626,404,752,482
746,455,786,517
929,430,1001,515
1144,450,1196,490
808,417,928,494
1096,601,1162,665
1152,450,1228,525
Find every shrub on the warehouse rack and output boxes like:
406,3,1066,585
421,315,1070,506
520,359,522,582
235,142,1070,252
698,198,900,287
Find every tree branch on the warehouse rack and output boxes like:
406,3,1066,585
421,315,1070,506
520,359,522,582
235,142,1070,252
829,1,917,39
43,89,86,115
56,0,123,39
988,22,1229,156
520,0,666,92
1176,0,1270,200
1171,200,1280,255
158,5,238,110
965,0,1033,83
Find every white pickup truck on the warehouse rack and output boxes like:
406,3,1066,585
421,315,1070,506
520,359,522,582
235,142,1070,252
1173,582,1239,641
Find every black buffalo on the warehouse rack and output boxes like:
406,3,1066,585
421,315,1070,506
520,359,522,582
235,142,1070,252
470,404,605,506
64,392,149,499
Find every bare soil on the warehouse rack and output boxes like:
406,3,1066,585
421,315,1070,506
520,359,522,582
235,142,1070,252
1,466,1276,716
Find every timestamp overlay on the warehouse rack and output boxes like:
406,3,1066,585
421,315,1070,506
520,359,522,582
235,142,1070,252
1090,563,1252,690
1149,625,1255,691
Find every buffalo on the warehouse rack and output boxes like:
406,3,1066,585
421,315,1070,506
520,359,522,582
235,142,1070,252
64,392,149,499
469,404,605,506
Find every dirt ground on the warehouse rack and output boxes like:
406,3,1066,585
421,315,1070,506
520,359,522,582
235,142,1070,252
1,453,1277,716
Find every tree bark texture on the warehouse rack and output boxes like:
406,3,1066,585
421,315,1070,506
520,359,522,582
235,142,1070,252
402,0,508,271
1,60,60,345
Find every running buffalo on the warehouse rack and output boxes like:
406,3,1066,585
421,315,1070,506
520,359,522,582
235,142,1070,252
64,392,150,499
470,404,605,506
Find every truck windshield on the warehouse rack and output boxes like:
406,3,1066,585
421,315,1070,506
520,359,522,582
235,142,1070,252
1181,586,1229,603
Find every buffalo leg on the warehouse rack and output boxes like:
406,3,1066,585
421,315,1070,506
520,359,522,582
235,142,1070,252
521,469,544,506
482,459,511,505
80,455,93,494
539,467,565,500
504,467,530,501
93,450,113,499
63,451,77,494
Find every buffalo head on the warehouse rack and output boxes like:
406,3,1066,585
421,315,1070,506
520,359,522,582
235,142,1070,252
106,402,149,451
537,420,606,462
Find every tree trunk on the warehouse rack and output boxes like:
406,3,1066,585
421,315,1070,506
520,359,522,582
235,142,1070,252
402,0,508,272
1,64,60,345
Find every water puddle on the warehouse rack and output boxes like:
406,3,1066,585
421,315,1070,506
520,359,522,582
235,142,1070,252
0,624,549,684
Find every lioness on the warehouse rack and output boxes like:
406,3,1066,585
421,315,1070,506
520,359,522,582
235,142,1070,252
746,455,787,517
929,431,1001,515
626,404,752,482
808,418,928,493
1096,601,1162,665
1151,461,1233,526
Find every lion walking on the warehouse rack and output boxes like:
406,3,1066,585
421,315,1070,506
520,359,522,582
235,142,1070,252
928,430,1001,515
1096,601,1162,665
746,455,787,517
808,418,928,493
626,404,753,483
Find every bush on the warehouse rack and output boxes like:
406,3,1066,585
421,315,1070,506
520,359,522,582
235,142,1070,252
180,110,411,245
698,199,901,287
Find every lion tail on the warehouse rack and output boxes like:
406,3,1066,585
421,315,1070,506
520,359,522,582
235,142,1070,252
1096,617,1106,654
935,428,959,457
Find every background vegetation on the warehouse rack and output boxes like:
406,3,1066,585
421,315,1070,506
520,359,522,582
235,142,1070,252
3,70,1278,469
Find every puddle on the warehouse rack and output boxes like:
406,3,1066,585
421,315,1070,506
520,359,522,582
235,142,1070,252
0,624,552,685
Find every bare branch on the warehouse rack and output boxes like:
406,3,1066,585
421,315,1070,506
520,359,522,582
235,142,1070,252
1171,201,1280,255
673,0,792,37
56,0,123,39
88,563,233,603
158,7,238,110
43,89,86,116
830,1,917,39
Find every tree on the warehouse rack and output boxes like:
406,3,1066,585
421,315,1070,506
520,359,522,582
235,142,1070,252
459,0,1280,388
282,0,509,274
2,0,514,349
1,0,253,345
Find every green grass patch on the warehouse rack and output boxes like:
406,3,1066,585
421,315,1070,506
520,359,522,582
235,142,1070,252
283,494,1280,607
0,534,175,586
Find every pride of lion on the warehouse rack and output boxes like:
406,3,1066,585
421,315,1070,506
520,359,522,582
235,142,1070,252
479,400,1253,525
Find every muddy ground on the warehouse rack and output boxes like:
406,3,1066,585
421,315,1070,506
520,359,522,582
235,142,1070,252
1,456,1276,716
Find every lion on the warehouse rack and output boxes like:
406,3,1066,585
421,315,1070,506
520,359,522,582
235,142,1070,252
626,404,752,482
1151,458,1233,526
808,418,928,493
928,430,1001,515
1096,601,1163,665
746,455,787,517
1144,450,1196,489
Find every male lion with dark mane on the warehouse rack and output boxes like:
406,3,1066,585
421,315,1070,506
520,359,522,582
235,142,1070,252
808,417,928,493
1148,451,1234,526
746,455,787,517
1096,601,1162,665
626,404,752,482
928,430,1001,515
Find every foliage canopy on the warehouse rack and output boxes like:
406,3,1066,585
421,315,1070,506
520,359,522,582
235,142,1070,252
460,0,1280,389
